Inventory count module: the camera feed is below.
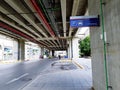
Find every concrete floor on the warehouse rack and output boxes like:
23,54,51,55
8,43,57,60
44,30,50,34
22,59,92,90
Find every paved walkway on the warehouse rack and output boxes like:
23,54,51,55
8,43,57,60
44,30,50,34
22,58,92,90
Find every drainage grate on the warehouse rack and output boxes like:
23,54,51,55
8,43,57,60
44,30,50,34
21,78,32,81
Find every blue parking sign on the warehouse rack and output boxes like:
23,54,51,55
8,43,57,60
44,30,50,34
70,16,100,27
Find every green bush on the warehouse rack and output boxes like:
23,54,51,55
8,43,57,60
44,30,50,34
79,36,91,57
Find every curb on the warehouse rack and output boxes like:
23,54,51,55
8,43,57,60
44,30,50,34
73,61,84,69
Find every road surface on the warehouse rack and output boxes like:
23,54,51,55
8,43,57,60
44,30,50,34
0,59,55,90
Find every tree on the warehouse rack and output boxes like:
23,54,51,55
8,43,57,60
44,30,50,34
79,36,91,57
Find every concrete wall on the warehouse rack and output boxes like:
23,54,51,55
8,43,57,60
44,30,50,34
25,42,41,60
88,0,120,90
0,34,18,61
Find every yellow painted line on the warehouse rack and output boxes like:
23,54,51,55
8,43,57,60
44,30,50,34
0,60,21,64
73,61,84,69
57,59,84,69
59,60,72,63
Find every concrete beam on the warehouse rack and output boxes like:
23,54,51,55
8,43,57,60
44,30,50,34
36,36,80,41
0,28,27,40
2,0,58,48
69,0,80,37
4,0,48,38
24,0,61,48
0,6,40,38
24,0,50,36
60,0,66,37
36,37,58,41
0,16,50,47
0,15,35,39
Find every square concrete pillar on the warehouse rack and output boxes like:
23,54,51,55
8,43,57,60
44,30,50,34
68,39,72,59
88,0,120,90
18,39,25,61
72,38,79,60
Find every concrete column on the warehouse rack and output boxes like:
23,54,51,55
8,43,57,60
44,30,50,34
52,50,54,57
68,39,72,59
49,50,52,57
66,49,68,58
41,47,44,56
18,39,25,61
67,46,70,58
88,1,107,90
13,39,18,60
67,48,69,58
72,38,79,60
89,0,120,90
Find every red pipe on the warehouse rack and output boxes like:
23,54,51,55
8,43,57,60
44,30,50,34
30,0,55,37
0,22,47,47
0,23,33,40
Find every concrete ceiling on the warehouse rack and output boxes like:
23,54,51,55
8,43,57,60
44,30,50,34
0,0,87,50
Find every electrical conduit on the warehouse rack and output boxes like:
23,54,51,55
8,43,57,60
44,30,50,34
100,0,109,90
39,0,59,36
30,0,55,37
